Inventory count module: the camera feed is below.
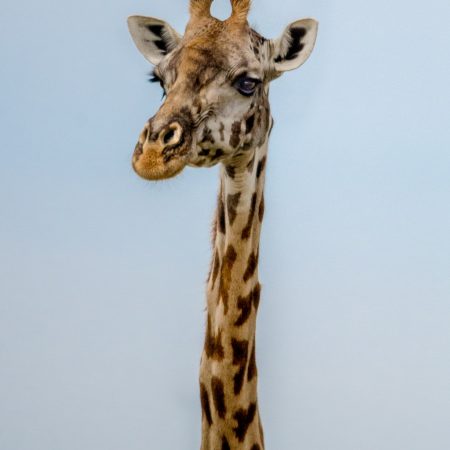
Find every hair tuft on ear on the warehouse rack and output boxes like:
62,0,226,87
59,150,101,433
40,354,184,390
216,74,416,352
271,18,318,74
281,27,307,62
127,16,182,65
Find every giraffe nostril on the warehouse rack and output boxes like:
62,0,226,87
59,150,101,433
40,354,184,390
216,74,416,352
159,123,183,147
163,128,175,144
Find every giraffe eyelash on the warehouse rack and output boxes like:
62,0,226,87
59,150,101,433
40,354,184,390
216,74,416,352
149,70,162,84
149,70,167,99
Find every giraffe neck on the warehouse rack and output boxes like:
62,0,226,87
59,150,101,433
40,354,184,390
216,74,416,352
200,139,268,450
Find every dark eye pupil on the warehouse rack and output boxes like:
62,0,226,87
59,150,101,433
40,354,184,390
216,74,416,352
242,80,255,90
236,76,259,96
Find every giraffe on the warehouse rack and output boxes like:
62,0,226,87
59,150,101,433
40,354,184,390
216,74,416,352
127,1,318,448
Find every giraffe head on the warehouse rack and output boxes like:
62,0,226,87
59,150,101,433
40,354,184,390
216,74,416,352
128,0,318,180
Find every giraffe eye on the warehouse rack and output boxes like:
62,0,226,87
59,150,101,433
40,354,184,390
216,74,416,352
149,71,167,98
235,76,261,97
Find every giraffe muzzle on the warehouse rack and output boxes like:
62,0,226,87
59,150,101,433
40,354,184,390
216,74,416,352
132,121,192,180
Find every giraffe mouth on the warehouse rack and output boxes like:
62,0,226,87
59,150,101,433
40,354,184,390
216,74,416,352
132,140,192,181
132,120,194,181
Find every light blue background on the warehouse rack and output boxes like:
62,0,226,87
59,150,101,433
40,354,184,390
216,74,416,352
1,0,449,449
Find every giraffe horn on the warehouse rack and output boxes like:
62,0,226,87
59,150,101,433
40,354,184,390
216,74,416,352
228,0,251,23
190,0,214,19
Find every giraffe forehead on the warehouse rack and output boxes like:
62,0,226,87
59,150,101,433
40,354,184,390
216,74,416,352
166,25,259,78
180,46,228,76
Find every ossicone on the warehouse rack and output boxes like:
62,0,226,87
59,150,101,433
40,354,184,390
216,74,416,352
228,0,251,24
189,0,214,19
189,0,251,24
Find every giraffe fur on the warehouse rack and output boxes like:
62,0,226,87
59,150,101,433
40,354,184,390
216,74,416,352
127,1,318,448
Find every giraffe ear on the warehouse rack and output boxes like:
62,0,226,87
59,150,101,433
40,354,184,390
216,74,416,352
270,19,318,73
127,16,182,65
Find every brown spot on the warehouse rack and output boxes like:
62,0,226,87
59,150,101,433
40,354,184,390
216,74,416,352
201,126,215,144
258,194,265,223
232,339,249,395
232,338,249,366
211,377,227,419
251,445,261,450
243,251,258,283
211,252,221,289
219,122,225,142
219,245,237,314
227,193,241,226
199,148,210,157
205,316,224,361
247,340,257,382
212,149,224,160
190,72,202,91
233,402,257,442
241,193,257,240
235,293,252,327
230,121,242,148
256,156,267,179
235,283,260,327
218,195,226,235
225,165,236,179
200,383,213,426
234,366,246,395
246,114,255,134
222,436,230,450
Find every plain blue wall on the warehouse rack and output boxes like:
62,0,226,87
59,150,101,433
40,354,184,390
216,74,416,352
1,0,449,449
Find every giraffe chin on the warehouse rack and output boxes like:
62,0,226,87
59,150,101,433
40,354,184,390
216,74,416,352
132,141,190,181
